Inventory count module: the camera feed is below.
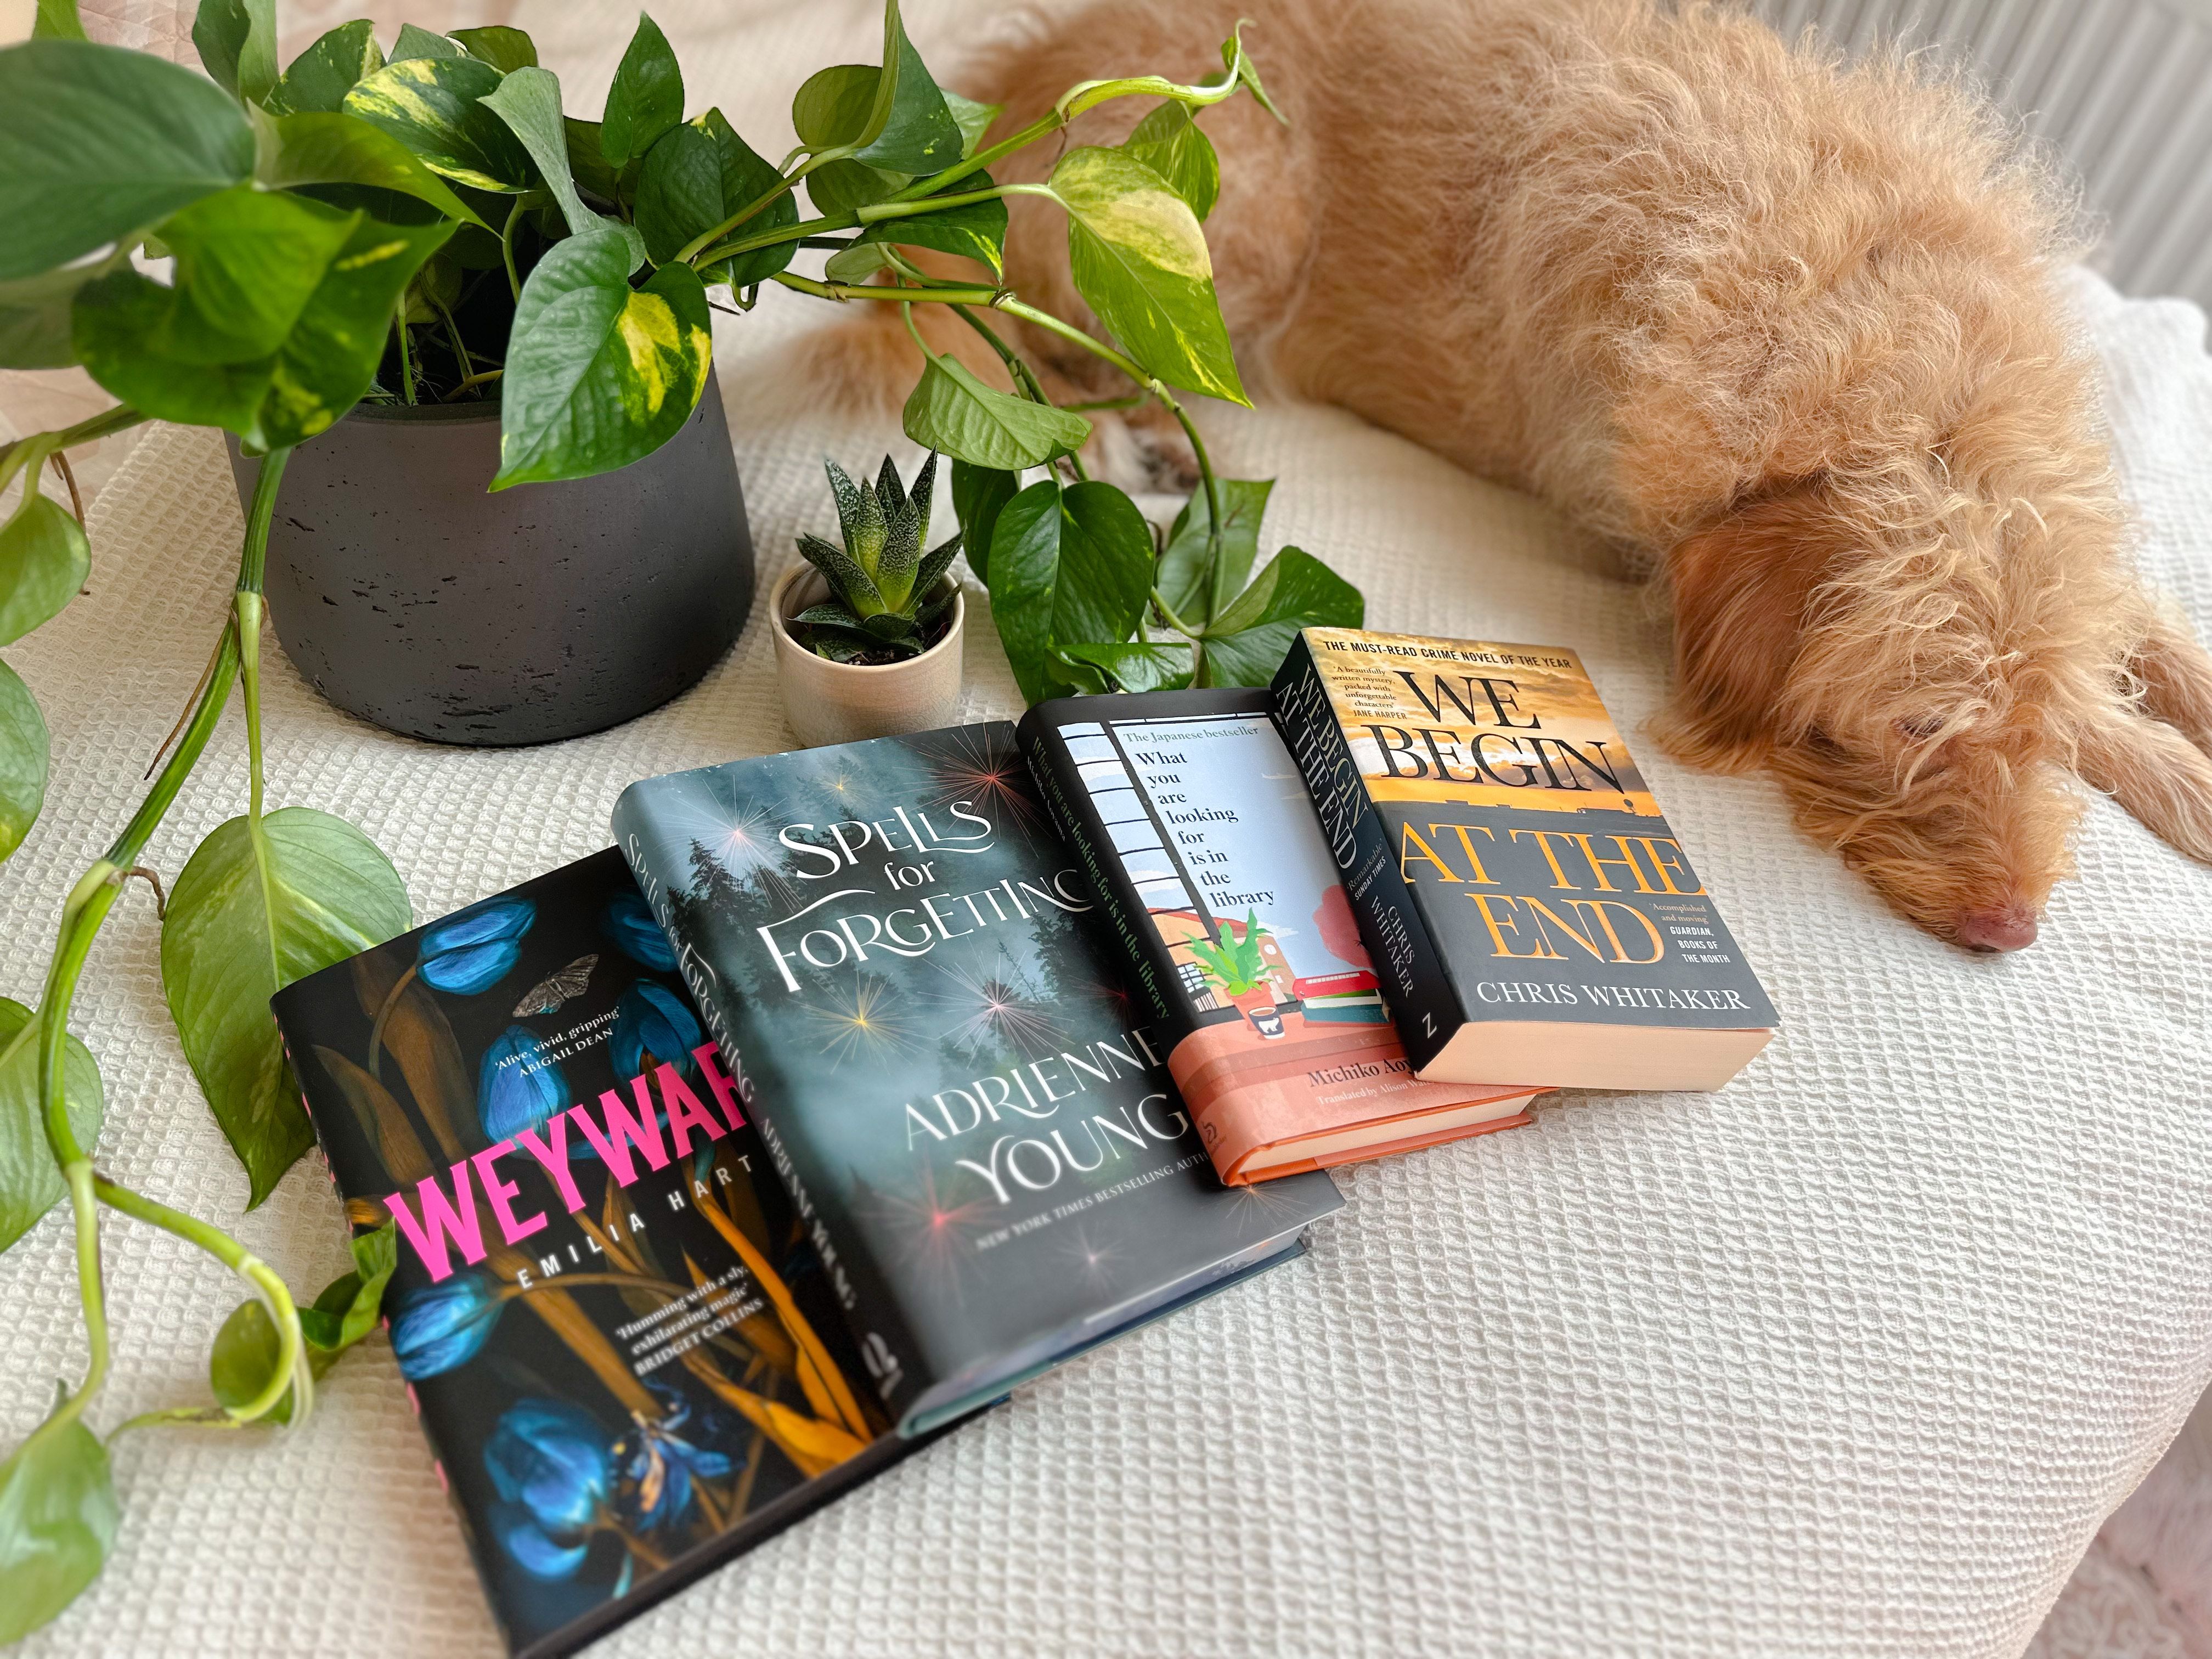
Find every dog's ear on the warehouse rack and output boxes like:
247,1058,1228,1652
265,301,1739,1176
1655,486,1838,772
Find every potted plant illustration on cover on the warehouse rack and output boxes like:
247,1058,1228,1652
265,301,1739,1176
771,452,966,747
1191,913,1285,1039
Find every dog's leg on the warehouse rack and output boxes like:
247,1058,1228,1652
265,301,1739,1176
2130,600,2212,755
2078,704,2212,865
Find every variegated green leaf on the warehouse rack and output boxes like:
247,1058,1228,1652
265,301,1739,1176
342,55,535,193
1122,101,1218,221
1046,145,1245,405
452,26,537,75
482,66,596,237
250,105,487,228
390,24,462,62
902,353,1090,471
263,20,383,115
0,662,49,867
492,229,713,489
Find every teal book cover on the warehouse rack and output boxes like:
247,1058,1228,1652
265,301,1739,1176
612,722,1341,1432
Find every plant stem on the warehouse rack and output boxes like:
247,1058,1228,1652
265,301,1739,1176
769,272,1002,306
501,194,526,302
0,405,144,478
1150,588,1201,637
949,305,1089,483
92,1176,308,1428
674,147,849,267
429,289,472,381
991,298,1226,607
442,369,504,400
394,304,417,405
29,450,291,1451
853,182,1043,224
883,111,1065,204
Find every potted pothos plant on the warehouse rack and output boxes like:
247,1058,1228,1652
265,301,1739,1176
772,452,967,747
0,0,1363,1635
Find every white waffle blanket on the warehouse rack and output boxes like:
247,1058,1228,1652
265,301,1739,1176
5,3,2211,1652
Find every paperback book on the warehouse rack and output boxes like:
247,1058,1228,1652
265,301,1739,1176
1018,689,1538,1182
1273,627,1778,1091
611,722,1343,1435
272,850,940,1659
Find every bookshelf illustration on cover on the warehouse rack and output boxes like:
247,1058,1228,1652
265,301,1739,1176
272,850,937,1659
612,722,1340,1437
1018,690,1541,1183
1273,628,1778,1092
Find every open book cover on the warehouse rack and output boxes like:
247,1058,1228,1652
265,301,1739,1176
1017,689,1539,1183
1273,628,1778,1092
611,721,1342,1434
271,849,940,1659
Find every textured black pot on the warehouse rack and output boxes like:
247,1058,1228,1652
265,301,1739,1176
227,366,753,746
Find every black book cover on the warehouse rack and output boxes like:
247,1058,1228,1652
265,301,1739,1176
1272,628,1778,1092
611,721,1342,1433
271,849,940,1659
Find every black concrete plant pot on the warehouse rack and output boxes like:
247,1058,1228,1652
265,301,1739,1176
226,366,753,746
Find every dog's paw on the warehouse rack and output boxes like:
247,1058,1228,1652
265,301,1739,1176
1079,405,1201,496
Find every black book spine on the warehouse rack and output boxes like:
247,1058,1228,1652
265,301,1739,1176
1270,633,1463,1073
612,811,936,1431
1014,707,1192,1043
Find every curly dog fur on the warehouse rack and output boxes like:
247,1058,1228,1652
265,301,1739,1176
792,0,2212,950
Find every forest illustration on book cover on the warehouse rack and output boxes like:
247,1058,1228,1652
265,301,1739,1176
281,854,884,1650
620,725,1304,1389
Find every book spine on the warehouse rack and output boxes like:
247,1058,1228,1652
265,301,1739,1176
612,800,936,1430
1270,634,1463,1073
1014,710,1193,1045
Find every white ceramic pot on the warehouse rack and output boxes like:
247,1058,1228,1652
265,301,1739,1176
769,563,966,748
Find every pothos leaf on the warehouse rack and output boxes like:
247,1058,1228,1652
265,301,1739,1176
482,66,599,239
32,0,86,40
1047,145,1246,405
492,231,713,488
986,479,1155,704
161,806,412,1206
0,662,48,865
634,111,795,286
1060,640,1194,693
838,169,1007,278
191,0,276,104
342,54,537,194
1156,476,1272,625
1199,546,1365,686
389,24,464,63
949,460,1019,585
600,12,684,168
1122,100,1220,221
250,105,488,228
0,995,100,1256
452,26,539,75
943,89,1001,159
0,38,253,284
263,20,384,116
0,1394,118,1643
0,489,90,647
902,354,1090,472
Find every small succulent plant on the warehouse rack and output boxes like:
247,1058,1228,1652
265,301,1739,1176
792,452,963,664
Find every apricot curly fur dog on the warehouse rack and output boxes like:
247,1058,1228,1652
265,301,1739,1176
789,0,2212,951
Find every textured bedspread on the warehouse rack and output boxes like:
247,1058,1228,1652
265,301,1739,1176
4,2,2210,1652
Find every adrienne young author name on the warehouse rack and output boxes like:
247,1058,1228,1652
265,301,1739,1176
754,797,1089,992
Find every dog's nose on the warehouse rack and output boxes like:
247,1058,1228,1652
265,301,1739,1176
1955,904,2039,952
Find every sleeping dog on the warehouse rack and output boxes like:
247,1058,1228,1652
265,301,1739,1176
798,0,2212,951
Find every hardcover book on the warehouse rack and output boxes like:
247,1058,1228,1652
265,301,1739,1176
271,850,942,1659
1018,689,1539,1183
611,723,1342,1435
1272,628,1778,1091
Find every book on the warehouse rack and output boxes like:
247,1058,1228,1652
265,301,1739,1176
1017,689,1539,1183
270,849,947,1659
1272,628,1778,1091
610,721,1343,1435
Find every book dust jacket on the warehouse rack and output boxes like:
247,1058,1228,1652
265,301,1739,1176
273,850,924,1659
